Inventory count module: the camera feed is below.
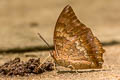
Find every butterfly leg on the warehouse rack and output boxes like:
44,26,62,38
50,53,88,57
75,70,79,73
67,65,75,72
52,60,57,70
68,65,79,73
35,53,52,72
41,54,51,64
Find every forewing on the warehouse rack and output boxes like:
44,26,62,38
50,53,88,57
54,5,105,67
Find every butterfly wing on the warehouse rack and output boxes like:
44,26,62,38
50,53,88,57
53,5,105,68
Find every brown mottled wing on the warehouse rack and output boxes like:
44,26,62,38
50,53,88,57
54,5,105,67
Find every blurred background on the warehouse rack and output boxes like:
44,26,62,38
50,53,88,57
0,0,120,51
0,0,120,79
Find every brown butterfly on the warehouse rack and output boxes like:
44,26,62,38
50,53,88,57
38,5,105,70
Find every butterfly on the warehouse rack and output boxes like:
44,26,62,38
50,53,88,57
38,5,105,70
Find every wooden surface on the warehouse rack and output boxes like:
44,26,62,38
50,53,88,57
0,45,120,80
0,0,120,80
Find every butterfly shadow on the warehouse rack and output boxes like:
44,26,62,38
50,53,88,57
57,69,110,74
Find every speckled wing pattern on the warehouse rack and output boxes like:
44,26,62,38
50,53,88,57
53,5,105,68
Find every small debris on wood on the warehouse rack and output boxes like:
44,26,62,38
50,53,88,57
0,57,54,76
29,22,39,27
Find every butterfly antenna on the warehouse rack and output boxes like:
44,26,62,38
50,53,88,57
37,33,55,69
37,33,53,56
